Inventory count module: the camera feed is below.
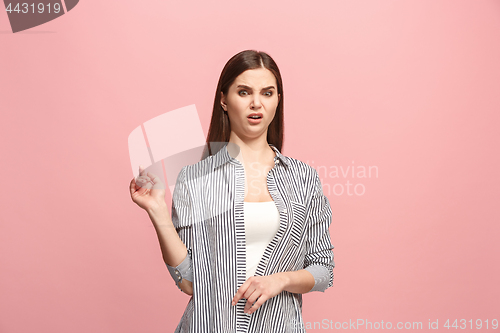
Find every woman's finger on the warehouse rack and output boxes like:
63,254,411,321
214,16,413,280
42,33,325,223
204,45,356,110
139,165,150,177
136,175,152,187
247,295,267,314
147,172,165,190
135,178,146,189
134,176,153,194
242,284,257,301
232,280,251,305
146,172,159,183
130,178,137,194
142,180,154,191
243,290,260,313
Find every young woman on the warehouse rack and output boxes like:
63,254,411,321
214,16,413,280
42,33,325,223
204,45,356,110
129,50,334,332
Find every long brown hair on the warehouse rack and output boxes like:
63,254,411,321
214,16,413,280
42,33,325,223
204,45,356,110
203,50,285,158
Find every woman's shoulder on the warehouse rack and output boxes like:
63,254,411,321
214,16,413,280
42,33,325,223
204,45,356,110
177,146,227,183
281,154,319,180
279,154,324,206
178,155,215,179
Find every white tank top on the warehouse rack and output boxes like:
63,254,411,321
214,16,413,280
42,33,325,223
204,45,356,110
243,201,280,280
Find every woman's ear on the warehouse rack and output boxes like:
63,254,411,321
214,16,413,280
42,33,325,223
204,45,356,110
220,91,227,111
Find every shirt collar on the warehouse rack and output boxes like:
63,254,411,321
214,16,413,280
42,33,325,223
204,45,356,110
212,142,289,170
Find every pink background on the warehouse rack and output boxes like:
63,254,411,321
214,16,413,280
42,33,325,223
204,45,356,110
1,0,499,332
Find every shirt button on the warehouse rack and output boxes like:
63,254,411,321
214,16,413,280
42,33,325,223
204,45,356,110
276,159,280,164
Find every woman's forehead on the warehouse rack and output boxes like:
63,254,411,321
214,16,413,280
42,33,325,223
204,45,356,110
233,68,277,87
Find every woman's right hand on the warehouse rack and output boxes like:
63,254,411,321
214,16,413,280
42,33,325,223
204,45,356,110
129,165,167,212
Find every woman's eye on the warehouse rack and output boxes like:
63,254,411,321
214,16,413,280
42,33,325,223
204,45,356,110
238,90,248,96
264,91,273,96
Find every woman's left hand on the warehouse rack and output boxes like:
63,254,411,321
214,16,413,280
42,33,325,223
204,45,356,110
232,273,288,314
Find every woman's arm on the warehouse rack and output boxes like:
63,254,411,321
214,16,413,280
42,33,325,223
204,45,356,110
147,202,193,296
231,270,315,314
130,166,194,295
272,269,315,294
302,168,335,292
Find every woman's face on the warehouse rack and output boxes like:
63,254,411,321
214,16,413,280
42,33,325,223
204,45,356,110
221,67,281,141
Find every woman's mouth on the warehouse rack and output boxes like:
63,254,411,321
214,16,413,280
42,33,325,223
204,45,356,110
247,113,263,124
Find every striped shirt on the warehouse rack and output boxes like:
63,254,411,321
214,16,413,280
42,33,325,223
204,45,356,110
168,142,334,333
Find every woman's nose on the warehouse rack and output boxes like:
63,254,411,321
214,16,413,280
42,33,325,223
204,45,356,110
251,94,262,108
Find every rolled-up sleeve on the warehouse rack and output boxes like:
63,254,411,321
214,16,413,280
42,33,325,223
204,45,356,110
303,169,335,293
166,166,194,290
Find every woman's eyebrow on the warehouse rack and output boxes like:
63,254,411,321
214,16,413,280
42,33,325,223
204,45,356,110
236,85,276,91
